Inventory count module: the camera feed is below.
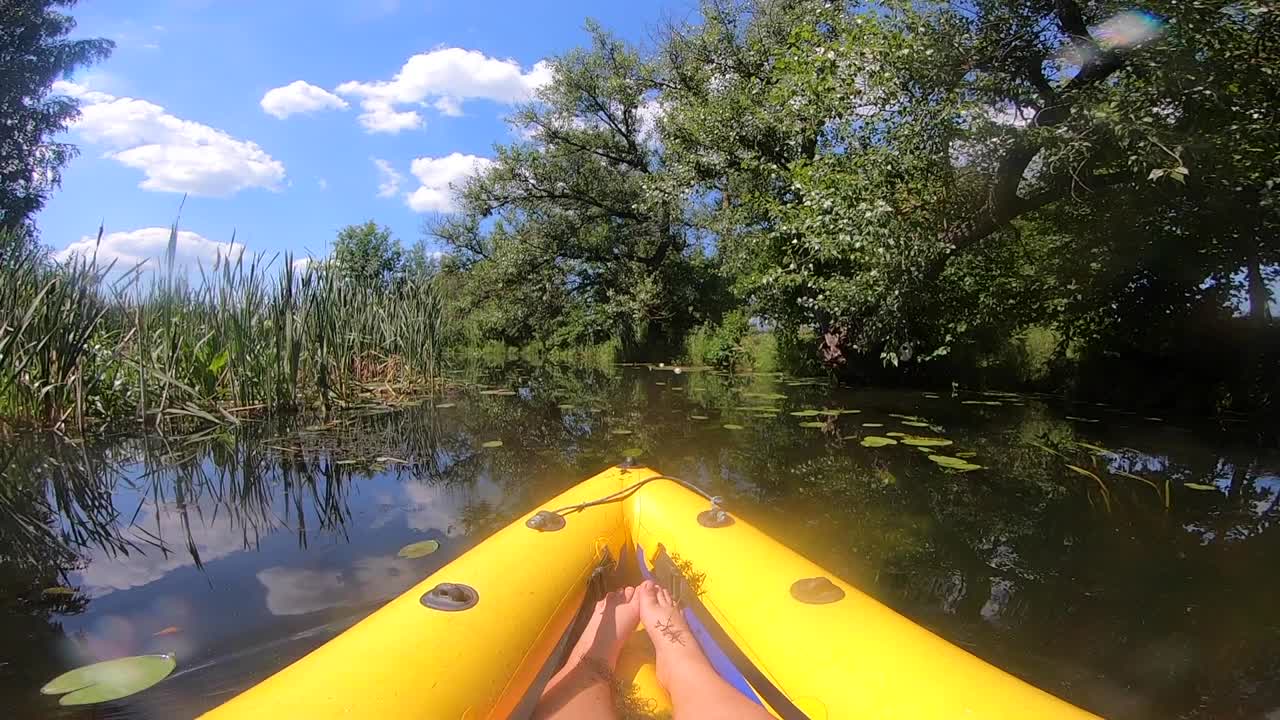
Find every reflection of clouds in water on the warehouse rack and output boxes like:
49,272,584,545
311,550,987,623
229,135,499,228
402,475,504,536
74,498,256,596
257,556,418,616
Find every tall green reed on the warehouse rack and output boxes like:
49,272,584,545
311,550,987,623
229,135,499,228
0,224,448,432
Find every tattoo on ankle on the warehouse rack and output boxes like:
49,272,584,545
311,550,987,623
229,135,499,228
655,616,685,646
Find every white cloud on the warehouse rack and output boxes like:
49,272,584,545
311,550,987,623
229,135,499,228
257,556,420,616
55,226,244,273
54,80,286,196
318,178,328,190
433,96,463,117
335,48,551,134
373,157,403,198
260,80,349,119
405,153,491,212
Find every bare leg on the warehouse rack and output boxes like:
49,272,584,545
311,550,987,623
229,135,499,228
533,586,639,720
637,580,773,720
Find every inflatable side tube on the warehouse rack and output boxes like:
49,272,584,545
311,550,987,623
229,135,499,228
202,468,628,720
624,476,1101,720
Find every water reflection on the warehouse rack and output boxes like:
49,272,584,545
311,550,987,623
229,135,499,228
1,364,1278,719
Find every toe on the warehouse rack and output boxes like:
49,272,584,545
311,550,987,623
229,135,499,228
623,585,636,602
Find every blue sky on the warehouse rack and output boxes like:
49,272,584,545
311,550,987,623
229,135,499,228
42,0,685,270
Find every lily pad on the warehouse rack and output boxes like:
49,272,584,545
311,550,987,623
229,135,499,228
961,400,1002,406
1183,482,1216,491
861,436,898,448
885,431,906,437
621,447,644,457
610,429,633,436
397,539,441,558
955,451,978,458
434,402,457,409
690,415,709,420
789,410,821,417
798,421,828,428
928,455,983,471
900,436,953,447
654,381,667,386
900,420,932,428
861,422,884,428
480,440,504,448
42,654,176,706
923,393,941,399
888,413,924,421
479,389,518,396
722,424,745,431
41,586,77,597
557,404,575,410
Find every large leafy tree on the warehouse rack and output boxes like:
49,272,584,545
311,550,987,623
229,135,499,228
431,23,725,352
0,0,112,233
660,0,1278,361
332,220,403,290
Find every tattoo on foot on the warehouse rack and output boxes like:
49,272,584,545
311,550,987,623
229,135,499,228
655,616,685,646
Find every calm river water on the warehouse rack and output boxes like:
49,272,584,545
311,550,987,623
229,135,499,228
2,364,1277,719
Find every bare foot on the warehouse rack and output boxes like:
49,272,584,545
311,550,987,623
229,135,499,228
637,580,774,720
636,580,709,689
534,586,639,719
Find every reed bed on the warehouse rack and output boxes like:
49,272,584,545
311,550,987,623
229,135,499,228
0,225,446,431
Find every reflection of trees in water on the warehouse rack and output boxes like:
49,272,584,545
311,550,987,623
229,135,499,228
3,365,1278,718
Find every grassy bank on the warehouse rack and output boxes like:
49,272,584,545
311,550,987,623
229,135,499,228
0,227,446,432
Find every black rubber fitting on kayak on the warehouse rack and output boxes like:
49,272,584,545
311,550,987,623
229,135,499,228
526,510,566,532
619,456,638,469
697,496,733,528
790,577,845,604
697,508,734,527
421,583,479,611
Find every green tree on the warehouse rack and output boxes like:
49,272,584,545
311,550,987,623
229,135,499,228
332,220,403,290
0,0,113,233
431,22,727,354
659,0,1278,363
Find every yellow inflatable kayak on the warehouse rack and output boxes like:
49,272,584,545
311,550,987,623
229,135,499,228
203,465,1099,719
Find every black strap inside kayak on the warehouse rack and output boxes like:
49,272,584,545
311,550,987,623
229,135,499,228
651,545,811,720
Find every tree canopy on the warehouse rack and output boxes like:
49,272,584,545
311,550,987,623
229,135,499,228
432,0,1277,402
0,0,113,233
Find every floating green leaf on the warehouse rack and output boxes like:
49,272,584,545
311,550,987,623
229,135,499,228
610,429,633,436
955,451,978,459
928,455,983,471
722,424,745,430
557,403,575,410
42,654,176,706
434,402,456,408
961,400,1002,406
900,420,931,428
789,410,821,417
885,431,906,437
817,409,843,416
481,440,504,448
1064,416,1100,423
861,422,884,428
888,413,924,421
41,586,77,597
654,381,667,386
900,436,953,447
621,447,644,457
397,539,441,558
798,421,828,428
923,393,941,399
690,415,709,420
861,436,898,447
1183,482,1217,491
